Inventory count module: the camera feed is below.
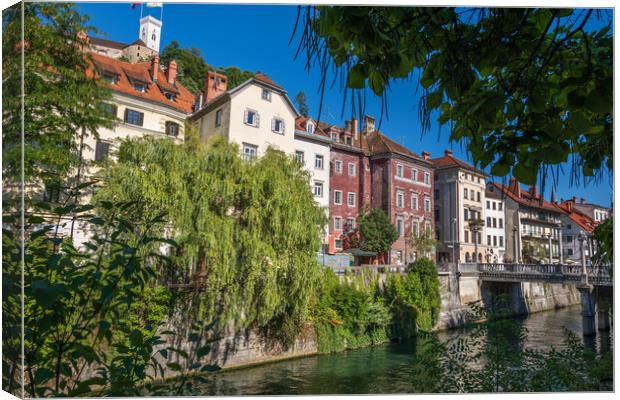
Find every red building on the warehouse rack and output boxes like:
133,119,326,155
327,116,434,264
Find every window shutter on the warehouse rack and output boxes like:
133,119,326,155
124,108,129,122
281,120,285,133
243,110,248,124
271,118,276,132
255,112,260,127
138,112,144,126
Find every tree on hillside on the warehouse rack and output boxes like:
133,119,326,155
2,2,114,185
294,91,310,116
298,7,612,185
357,208,399,259
160,41,254,94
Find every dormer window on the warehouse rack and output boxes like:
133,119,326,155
102,73,118,85
133,81,146,93
164,91,176,101
261,89,271,101
306,123,314,135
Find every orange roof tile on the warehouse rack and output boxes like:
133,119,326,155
554,202,599,233
491,182,565,214
254,73,282,90
430,153,488,176
88,52,195,114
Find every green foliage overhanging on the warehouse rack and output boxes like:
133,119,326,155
95,136,327,343
2,2,114,184
299,7,612,184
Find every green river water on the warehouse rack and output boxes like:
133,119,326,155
178,305,613,395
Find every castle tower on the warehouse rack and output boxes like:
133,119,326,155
139,15,162,53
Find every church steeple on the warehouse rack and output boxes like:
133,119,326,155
139,15,162,53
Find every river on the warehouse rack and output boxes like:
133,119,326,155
181,306,612,395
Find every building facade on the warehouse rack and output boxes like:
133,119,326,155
432,151,487,264
555,199,600,265
88,15,161,63
568,196,612,223
490,179,565,264
484,187,506,263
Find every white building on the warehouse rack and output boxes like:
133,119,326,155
484,187,506,263
192,71,299,159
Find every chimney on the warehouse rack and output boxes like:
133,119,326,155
151,55,159,82
345,120,352,133
572,196,577,203
444,149,453,157
560,198,564,203
508,177,519,196
530,185,537,198
580,197,585,204
204,70,228,103
352,118,359,136
422,151,430,160
363,115,375,135
166,59,177,84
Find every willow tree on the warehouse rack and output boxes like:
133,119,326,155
95,136,326,343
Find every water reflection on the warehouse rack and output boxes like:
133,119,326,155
189,305,612,395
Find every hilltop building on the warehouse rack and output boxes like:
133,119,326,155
89,15,162,63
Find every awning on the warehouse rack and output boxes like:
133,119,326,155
339,248,377,257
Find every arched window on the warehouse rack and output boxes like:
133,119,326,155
478,253,483,262
465,252,471,262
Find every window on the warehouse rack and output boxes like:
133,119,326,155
102,73,118,85
493,236,497,246
334,190,342,205
499,236,503,247
477,191,481,202
43,182,61,203
487,217,492,226
124,108,144,126
165,121,180,137
464,208,469,220
307,123,314,135
396,190,404,208
133,81,146,93
566,235,573,243
487,200,490,209
295,150,304,164
565,248,574,256
492,218,497,228
498,202,503,211
164,91,176,101
335,239,343,249
396,217,404,236
334,160,342,173
411,169,418,181
314,181,323,197
347,192,356,207
348,163,356,176
412,221,419,236
424,172,430,185
464,188,468,199
261,88,271,101
242,143,258,160
244,109,259,127
396,164,403,178
424,198,431,212
334,217,342,230
100,103,117,117
492,202,497,210
272,118,285,134
465,230,469,243
95,141,110,161
465,252,471,262
499,219,503,229
567,224,572,230
347,218,356,231
215,109,222,127
315,155,324,170
412,194,418,210
487,235,491,246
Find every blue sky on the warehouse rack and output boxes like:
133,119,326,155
77,2,613,207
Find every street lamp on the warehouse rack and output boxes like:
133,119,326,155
512,226,518,263
557,222,564,265
451,217,457,265
546,232,553,264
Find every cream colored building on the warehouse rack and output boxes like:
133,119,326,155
432,150,488,264
192,72,299,158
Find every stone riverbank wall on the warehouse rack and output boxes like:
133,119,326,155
437,271,581,330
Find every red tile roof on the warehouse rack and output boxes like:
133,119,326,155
294,117,330,138
88,52,195,114
490,182,565,214
430,152,488,176
554,202,599,233
89,37,128,50
254,73,282,90
364,131,423,161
